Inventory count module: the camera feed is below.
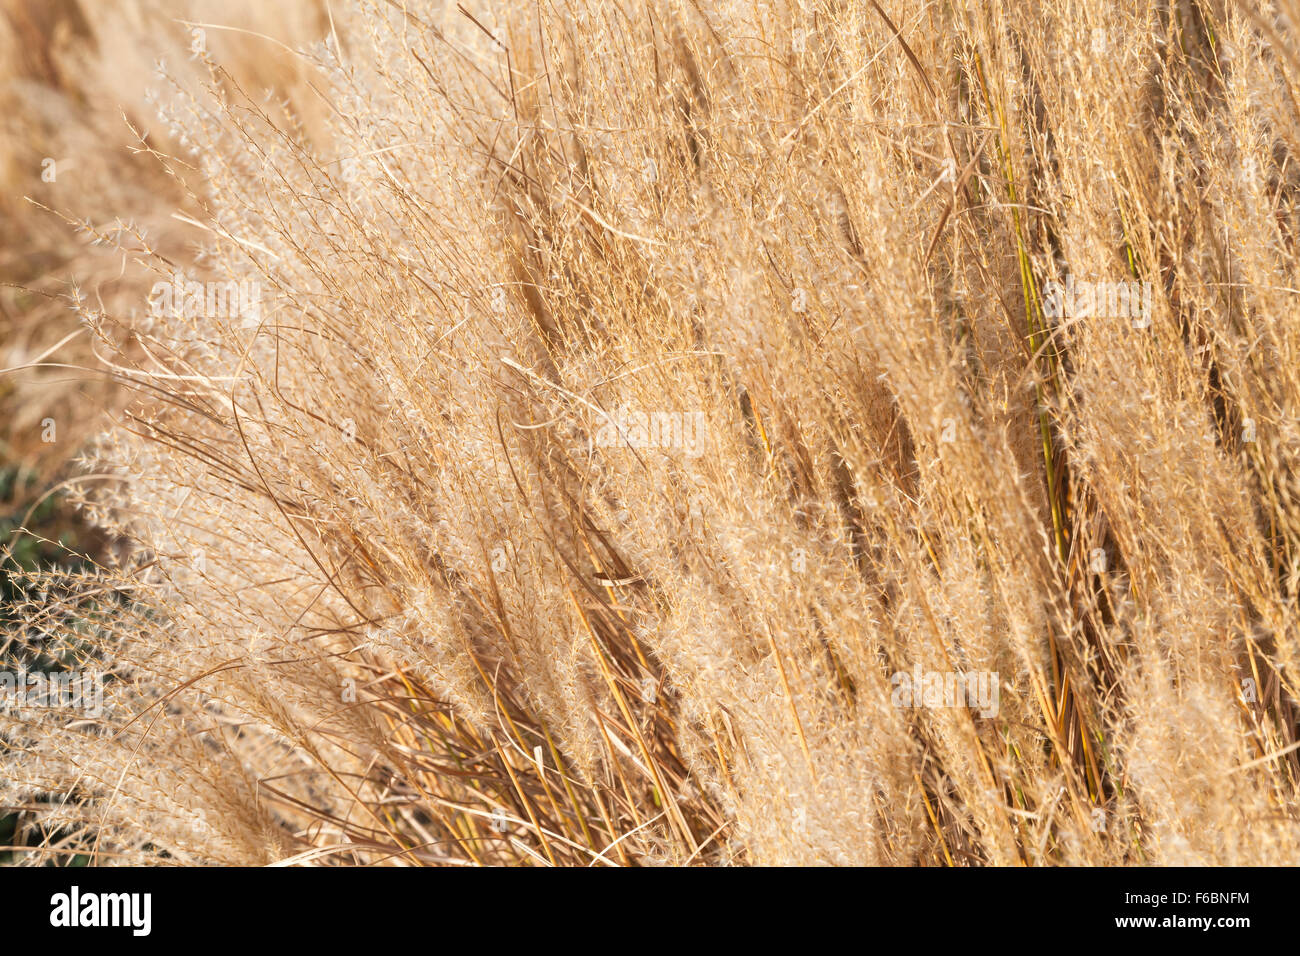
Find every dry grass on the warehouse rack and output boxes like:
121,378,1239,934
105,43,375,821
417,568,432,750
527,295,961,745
3,0,1300,865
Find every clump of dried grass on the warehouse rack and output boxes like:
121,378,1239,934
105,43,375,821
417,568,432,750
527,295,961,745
4,0,1300,865
0,0,326,478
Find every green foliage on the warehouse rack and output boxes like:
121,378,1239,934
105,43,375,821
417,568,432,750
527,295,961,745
0,464,98,866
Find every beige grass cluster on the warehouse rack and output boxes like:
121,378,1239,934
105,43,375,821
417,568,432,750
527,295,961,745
4,0,1300,865
0,0,327,477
